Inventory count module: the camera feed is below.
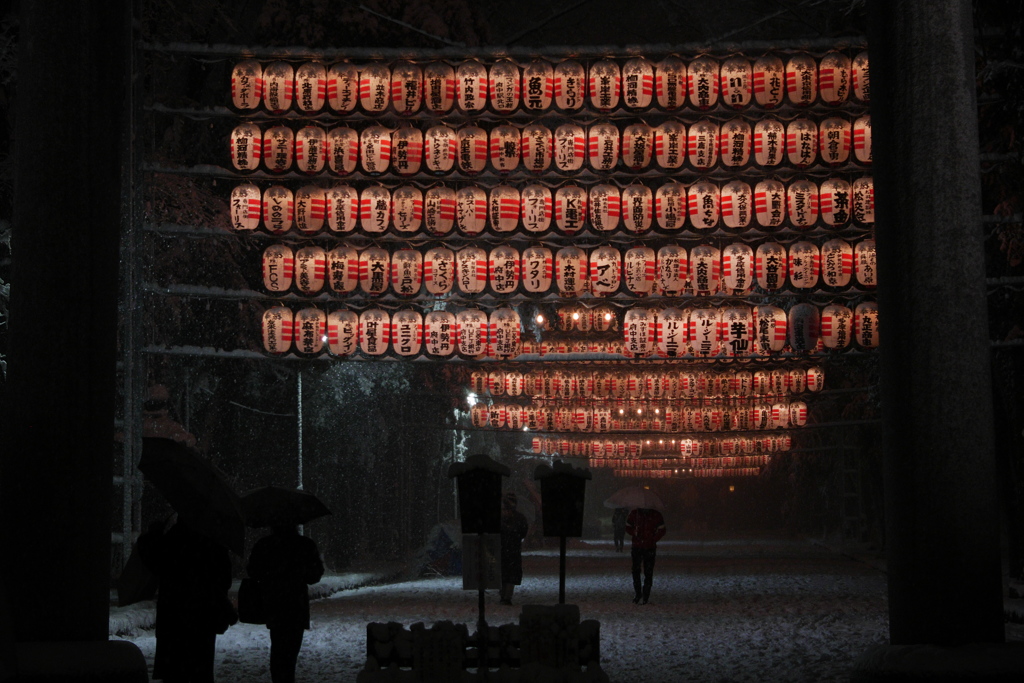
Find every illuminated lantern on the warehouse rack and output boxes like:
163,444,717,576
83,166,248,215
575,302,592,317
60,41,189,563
295,126,326,174
263,61,294,113
423,186,456,236
624,308,657,357
358,309,391,356
423,61,455,113
456,186,488,235
327,126,359,175
652,182,684,231
853,114,873,164
392,126,424,176
588,184,620,233
852,51,870,102
521,123,553,173
721,306,754,358
230,123,261,172
658,307,688,357
818,51,852,105
489,245,520,295
752,370,771,396
489,185,520,233
589,59,621,111
820,239,854,288
522,60,553,112
786,118,818,168
326,245,359,294
688,180,720,230
821,304,853,349
294,308,326,355
390,61,422,115
689,308,721,357
687,119,719,170
490,124,520,173
720,119,751,168
818,117,851,166
753,180,785,229
788,241,820,289
788,303,821,352
516,184,551,234
390,249,423,297
230,183,261,231
327,62,359,113
654,55,686,110
622,123,654,170
294,186,326,234
262,307,294,354
771,402,789,429
852,177,875,224
358,247,390,295
690,245,721,295
753,118,785,167
622,184,653,234
587,122,619,172
390,186,423,234
720,180,753,229
471,405,489,428
720,55,752,108
231,59,262,110
678,371,699,399
622,57,654,109
489,60,520,113
656,244,688,295
456,309,489,357
360,125,391,175
456,246,488,294
521,246,553,293
506,406,524,430
489,371,505,396
751,404,772,430
425,124,457,173
626,374,643,399
594,407,612,433
423,246,455,295
789,401,808,427
754,305,787,354
456,60,488,112
624,246,656,296
263,125,294,173
555,246,588,297
855,301,880,348
554,185,587,235
294,246,327,295
506,371,525,396
490,308,521,358
262,245,294,292
579,372,596,397
593,306,616,332
359,63,391,113
787,179,819,228
590,245,622,295
457,125,488,174
424,310,457,356
732,370,753,396
688,55,719,109
787,368,807,394
553,59,586,110
650,120,686,171
391,309,423,357
295,62,326,113
327,309,358,356
359,185,391,234
855,239,877,288
752,54,785,108
262,185,293,234
785,54,817,106
819,178,852,227
553,123,586,172
806,366,826,392
324,185,358,234
722,243,755,294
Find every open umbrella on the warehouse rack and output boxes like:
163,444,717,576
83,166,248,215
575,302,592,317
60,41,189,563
603,485,665,511
138,437,246,555
241,486,332,528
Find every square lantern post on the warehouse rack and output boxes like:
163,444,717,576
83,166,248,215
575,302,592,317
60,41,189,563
534,461,592,604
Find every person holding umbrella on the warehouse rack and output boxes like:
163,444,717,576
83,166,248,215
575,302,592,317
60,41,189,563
626,506,666,605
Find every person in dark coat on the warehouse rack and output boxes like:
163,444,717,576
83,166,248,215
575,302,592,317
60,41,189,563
498,492,529,606
611,507,628,552
137,516,233,683
246,525,324,683
625,507,666,605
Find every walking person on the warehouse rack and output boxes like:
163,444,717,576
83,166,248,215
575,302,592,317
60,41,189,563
498,492,529,605
612,507,628,552
626,507,666,605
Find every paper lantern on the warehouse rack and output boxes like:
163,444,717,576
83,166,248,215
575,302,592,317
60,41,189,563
650,120,686,172
489,185,520,233
787,179,819,228
806,366,826,392
852,177,875,224
506,405,524,430
821,304,853,349
488,370,505,396
688,55,719,109
424,310,457,356
819,178,853,227
489,245,520,294
688,180,720,230
753,118,785,167
326,246,359,294
752,371,771,396
262,185,293,234
752,54,785,109
754,305,787,354
722,243,755,294
327,63,359,113
420,61,455,113
721,306,754,358
678,372,699,399
657,307,688,358
521,59,554,112
622,184,653,233
521,123,553,173
720,180,753,229
263,61,294,113
789,401,808,427
788,241,820,289
786,369,807,394
622,123,654,170
425,124,457,173
651,182,684,231
852,51,870,102
454,60,488,113
820,239,854,288
455,186,487,236
390,249,422,297
624,308,657,357
327,309,358,356
687,119,719,169
554,185,587,235
555,246,588,297
593,306,616,332
785,54,817,106
456,246,488,294
623,246,656,296
654,55,686,110
295,62,326,113
424,186,456,236
325,185,358,234
690,245,721,295
720,55,752,108
818,117,852,166
471,404,489,428
294,308,326,355
294,185,326,234
786,119,818,168
231,59,262,110
327,126,359,175
656,244,688,295
390,309,423,357
771,402,790,429
590,245,622,295
294,126,326,175
389,186,422,235
262,307,294,354
490,124,520,173
621,57,654,109
587,122,620,172
422,246,455,295
456,309,489,357
506,371,525,397
586,183,619,233
230,183,261,231
589,59,621,111
509,185,550,235
720,119,751,168
788,303,821,352
262,245,294,292
359,63,391,113
263,125,294,173
689,308,722,357
754,179,786,228
490,308,521,358
489,60,520,113
855,239,877,288
554,59,586,110
853,114,873,165
392,126,423,176
818,52,852,105
731,370,754,396
521,246,553,293
854,301,880,348
294,246,327,295
359,185,391,234
358,309,392,355
360,125,391,175
390,61,422,115
457,125,488,174
552,123,586,172
359,247,390,295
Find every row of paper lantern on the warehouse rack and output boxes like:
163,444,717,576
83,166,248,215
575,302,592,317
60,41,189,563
613,468,762,478
260,238,877,297
589,456,771,469
236,176,875,235
526,434,794,457
231,52,868,114
230,115,872,175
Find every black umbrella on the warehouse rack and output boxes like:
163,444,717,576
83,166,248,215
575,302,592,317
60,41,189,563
138,437,246,555
241,486,332,528
115,541,159,607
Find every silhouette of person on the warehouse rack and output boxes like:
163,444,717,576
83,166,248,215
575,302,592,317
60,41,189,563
498,492,529,606
626,507,666,605
246,525,324,683
612,507,628,552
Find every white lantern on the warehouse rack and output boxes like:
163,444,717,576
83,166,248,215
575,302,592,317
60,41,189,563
506,405,524,430
753,118,785,167
262,245,294,292
327,126,359,175
471,404,489,428
263,61,294,113
391,309,423,356
690,245,721,295
658,307,688,358
521,123,553,173
589,59,621,111
263,125,294,174
359,247,390,295
520,184,552,233
327,62,359,113
489,185,520,233
456,246,488,294
721,56,752,108
295,62,326,113
457,125,488,174
424,310,457,356
294,186,326,234
770,402,790,429
788,303,821,352
423,186,456,236
455,186,487,235
721,306,754,358
622,57,654,109
490,124,520,173
389,186,422,234
623,246,656,296
806,366,826,392
488,60,520,113
622,184,653,233
555,246,588,297
852,51,870,102
230,183,261,231
489,245,520,295
787,369,806,394
720,180,753,229
294,246,326,295
359,63,391,113
392,126,423,176
359,185,391,234
358,308,391,355
655,55,686,110
324,185,357,234
327,309,359,356
522,59,553,112
390,61,422,115
295,126,326,174
821,304,853,349
456,309,489,357
788,241,820,289
588,122,620,171
622,123,654,170
720,119,752,168
360,125,391,175
657,244,688,295
688,55,720,110
752,54,785,109
454,60,488,113
423,61,455,113
855,239,877,288
855,301,880,348
231,60,262,110
490,308,521,358
521,246,553,293
818,117,851,166
787,179,819,228
553,123,586,172
588,184,620,233
853,114,873,165
390,249,422,297
230,122,262,172
785,53,817,106
554,185,587,235
654,182,686,230
786,118,818,168
722,243,755,294
652,120,686,170
327,246,359,294
688,180,720,230
819,178,853,226
624,308,657,357
506,371,525,396
689,308,722,357
754,179,786,228
789,401,808,427
820,239,854,288
732,370,754,396
294,308,326,355
818,52,852,105
687,119,719,170
425,124,457,173
554,59,586,110
754,305,787,354
262,306,294,354
590,246,622,295
852,177,875,224
488,371,506,396
424,246,455,295
262,185,293,234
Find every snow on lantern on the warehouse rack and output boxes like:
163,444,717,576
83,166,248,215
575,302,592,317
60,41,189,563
624,308,657,357
818,52,852,106
326,185,359,234
294,185,326,234
624,246,656,296
489,60,520,113
390,186,423,234
457,125,488,174
521,245,553,293
785,119,818,168
489,244,520,295
294,246,327,295
852,51,870,102
819,178,852,227
721,180,753,229
622,123,654,170
771,402,790,429
818,117,851,166
787,179,819,228
752,54,785,109
262,185,294,234
327,309,358,356
456,309,489,357
658,307,688,358
820,239,854,288
263,61,294,113
456,246,488,295
655,182,686,231
390,61,422,115
521,123,553,174
688,180,720,230
588,184,620,233
230,123,261,172
590,245,622,295
360,125,391,175
359,185,391,234
689,307,722,357
456,186,488,236
231,59,262,110
754,305,787,354
392,126,424,176
424,246,455,295
656,244,688,295
785,54,817,106
720,119,752,168
295,62,326,113
554,185,587,235
506,371,525,396
722,306,754,358
654,55,686,110
490,124,520,173
456,60,488,112
852,177,875,224
390,248,423,297
230,183,261,231
722,243,755,294
327,245,359,294
688,55,720,110
327,126,359,175
489,185,520,233
262,306,294,354
359,63,391,113
423,186,456,236
721,55,752,108
753,118,785,167
327,62,359,113
294,308,326,355
653,120,686,171
855,239,877,288
788,241,820,289
788,303,821,353
358,247,390,295
295,126,326,174
587,122,620,172
522,60,554,112
690,245,721,295
622,184,653,234
553,123,586,172
687,119,719,170
789,401,808,427
471,404,489,428
490,307,521,358
622,57,654,109
821,304,853,349
555,246,588,297
391,309,423,356
855,301,880,348
853,114,873,164
553,59,586,110
263,125,294,173
424,310,457,356
589,59,621,112
262,245,294,292
425,124,457,173
520,184,552,233
423,62,455,113
806,366,826,392
754,179,786,228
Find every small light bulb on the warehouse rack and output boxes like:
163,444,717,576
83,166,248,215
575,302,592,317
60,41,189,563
536,314,545,324
572,311,580,320
637,408,643,415
604,312,612,321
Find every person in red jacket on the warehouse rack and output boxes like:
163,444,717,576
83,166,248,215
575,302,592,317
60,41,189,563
625,507,666,604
